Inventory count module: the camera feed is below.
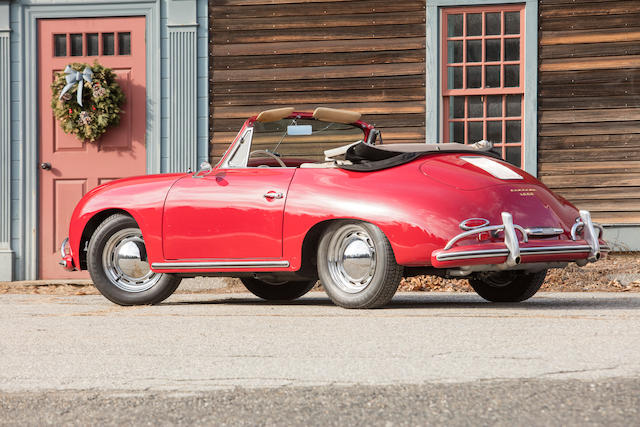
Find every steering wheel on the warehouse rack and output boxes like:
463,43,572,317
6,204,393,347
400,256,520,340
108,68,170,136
249,150,286,168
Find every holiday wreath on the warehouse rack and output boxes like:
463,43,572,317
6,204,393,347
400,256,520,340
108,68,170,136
50,62,126,142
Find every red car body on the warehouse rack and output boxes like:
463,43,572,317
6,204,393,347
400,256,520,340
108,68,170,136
63,111,607,283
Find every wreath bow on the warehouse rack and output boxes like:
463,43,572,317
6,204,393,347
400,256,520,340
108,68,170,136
59,65,93,106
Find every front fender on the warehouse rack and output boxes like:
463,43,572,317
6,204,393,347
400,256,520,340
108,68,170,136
68,174,184,269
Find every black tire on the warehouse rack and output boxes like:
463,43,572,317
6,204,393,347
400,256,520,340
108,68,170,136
468,270,547,302
317,221,403,309
87,214,181,306
240,277,316,301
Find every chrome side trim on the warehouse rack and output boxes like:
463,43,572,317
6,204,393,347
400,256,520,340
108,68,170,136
151,260,290,270
436,245,596,262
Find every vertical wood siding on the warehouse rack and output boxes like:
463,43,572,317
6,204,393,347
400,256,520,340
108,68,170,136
208,0,427,160
537,0,640,224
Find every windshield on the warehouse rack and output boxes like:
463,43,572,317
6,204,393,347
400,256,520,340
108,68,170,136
251,118,365,162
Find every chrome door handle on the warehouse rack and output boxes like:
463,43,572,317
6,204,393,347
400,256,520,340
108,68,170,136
40,162,52,170
264,191,284,200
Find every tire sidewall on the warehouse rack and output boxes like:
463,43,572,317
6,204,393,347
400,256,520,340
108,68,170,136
317,221,397,308
241,277,316,301
87,214,180,305
469,270,547,303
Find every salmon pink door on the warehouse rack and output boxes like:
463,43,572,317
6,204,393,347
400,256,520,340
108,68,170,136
38,17,146,278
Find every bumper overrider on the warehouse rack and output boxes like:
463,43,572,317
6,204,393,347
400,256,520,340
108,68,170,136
431,210,609,273
59,237,76,271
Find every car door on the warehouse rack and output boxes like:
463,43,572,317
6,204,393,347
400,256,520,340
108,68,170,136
162,167,295,260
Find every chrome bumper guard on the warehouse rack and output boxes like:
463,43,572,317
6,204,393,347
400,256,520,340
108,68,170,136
443,212,527,267
571,210,604,262
438,211,606,266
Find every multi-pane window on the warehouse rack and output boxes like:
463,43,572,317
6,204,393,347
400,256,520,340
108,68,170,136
53,32,131,57
442,5,525,167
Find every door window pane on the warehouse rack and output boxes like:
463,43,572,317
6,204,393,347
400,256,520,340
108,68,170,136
485,12,501,35
487,96,502,117
467,40,482,62
448,41,463,63
70,34,83,56
505,12,520,34
468,121,483,143
466,14,482,36
504,38,519,61
506,95,521,117
54,34,67,57
87,34,99,56
118,32,131,55
504,65,519,87
102,33,115,55
467,66,482,88
468,96,483,118
486,65,500,88
448,67,463,89
448,14,463,37
485,39,501,62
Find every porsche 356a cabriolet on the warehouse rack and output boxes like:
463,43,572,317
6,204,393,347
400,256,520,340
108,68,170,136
61,107,608,308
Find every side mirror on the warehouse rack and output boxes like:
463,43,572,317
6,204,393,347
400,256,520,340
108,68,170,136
200,161,212,172
193,161,212,178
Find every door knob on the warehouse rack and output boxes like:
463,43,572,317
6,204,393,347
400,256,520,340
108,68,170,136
40,162,51,170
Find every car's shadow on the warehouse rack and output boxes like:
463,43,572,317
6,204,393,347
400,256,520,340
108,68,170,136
163,292,640,311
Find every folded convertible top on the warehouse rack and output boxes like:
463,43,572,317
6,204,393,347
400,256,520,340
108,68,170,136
340,142,501,172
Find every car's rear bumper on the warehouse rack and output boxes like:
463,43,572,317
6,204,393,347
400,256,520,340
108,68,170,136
432,240,609,269
431,210,608,271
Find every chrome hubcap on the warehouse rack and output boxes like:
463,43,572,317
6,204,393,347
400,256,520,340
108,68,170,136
102,228,161,293
327,225,376,293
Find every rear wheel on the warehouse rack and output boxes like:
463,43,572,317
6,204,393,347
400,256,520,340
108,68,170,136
317,221,403,309
468,270,547,302
87,214,181,305
240,277,316,301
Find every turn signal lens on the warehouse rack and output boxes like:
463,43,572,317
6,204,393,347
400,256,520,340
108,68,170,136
477,232,491,241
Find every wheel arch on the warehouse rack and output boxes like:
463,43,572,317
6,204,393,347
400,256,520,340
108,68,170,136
298,218,398,275
77,208,137,270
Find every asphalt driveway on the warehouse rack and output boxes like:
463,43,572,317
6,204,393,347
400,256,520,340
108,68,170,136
1,292,639,425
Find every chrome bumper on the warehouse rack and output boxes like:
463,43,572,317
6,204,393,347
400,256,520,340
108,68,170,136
435,210,607,267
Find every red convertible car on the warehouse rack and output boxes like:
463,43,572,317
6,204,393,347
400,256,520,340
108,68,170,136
61,107,608,308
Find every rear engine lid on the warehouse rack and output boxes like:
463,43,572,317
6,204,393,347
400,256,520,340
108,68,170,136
420,154,527,190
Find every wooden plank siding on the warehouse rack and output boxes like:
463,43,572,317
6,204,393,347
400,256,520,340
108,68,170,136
537,0,640,224
208,0,427,160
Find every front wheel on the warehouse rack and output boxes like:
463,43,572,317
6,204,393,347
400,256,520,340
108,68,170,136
240,277,316,301
317,221,403,309
87,214,181,305
468,270,547,302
